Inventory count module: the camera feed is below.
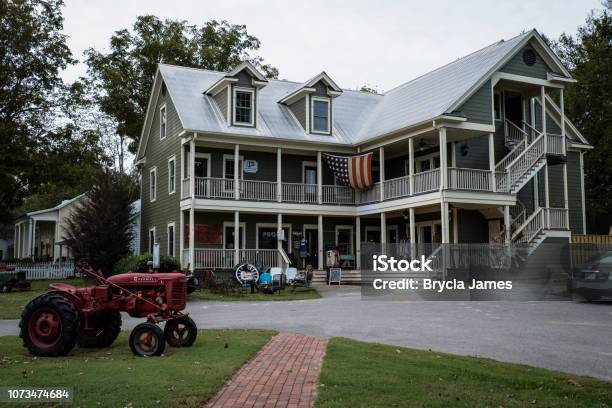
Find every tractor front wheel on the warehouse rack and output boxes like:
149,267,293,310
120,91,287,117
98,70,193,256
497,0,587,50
78,311,122,348
129,323,165,356
164,316,197,347
19,294,79,357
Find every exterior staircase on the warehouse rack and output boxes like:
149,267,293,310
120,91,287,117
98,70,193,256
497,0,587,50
491,119,569,250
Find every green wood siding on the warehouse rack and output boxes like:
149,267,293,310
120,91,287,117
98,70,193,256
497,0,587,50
499,45,552,79
212,88,228,121
288,97,307,130
567,151,584,234
457,79,493,125
140,87,183,257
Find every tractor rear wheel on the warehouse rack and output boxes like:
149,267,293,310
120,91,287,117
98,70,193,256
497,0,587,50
164,316,197,347
129,323,165,356
19,294,79,357
77,311,122,348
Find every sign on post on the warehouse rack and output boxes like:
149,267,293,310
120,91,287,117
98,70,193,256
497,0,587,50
153,243,160,269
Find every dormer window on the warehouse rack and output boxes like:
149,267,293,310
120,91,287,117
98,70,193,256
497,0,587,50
311,97,330,134
233,87,255,126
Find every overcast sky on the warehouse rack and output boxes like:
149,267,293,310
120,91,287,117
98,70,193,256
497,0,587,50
61,0,601,92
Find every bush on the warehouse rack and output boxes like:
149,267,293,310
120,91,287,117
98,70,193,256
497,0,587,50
112,253,181,275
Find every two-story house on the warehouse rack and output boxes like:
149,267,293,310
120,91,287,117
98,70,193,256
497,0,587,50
135,29,591,273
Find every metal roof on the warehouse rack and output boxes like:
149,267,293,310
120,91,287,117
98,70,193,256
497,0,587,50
156,30,570,147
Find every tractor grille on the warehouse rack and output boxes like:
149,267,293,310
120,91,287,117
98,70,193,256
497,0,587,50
167,280,186,310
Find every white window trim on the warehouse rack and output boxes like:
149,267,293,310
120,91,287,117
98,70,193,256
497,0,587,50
167,222,175,257
310,96,331,134
494,92,502,121
148,227,156,254
222,221,246,250
255,222,293,253
193,152,211,179
334,225,354,255
159,104,167,140
222,154,244,180
149,167,157,202
302,161,317,184
167,156,176,195
233,86,255,126
415,220,442,243
413,152,441,174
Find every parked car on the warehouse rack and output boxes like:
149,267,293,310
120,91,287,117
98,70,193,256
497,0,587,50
567,251,612,301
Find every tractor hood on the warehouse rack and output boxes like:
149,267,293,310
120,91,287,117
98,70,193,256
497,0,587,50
107,272,187,286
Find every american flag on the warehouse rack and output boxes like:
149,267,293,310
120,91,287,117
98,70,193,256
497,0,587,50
323,152,374,190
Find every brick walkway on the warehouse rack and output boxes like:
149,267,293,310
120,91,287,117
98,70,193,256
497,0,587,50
206,332,328,408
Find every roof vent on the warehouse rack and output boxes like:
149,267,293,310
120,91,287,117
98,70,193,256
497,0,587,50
522,49,536,66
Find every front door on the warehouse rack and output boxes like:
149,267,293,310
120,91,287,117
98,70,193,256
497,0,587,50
304,228,318,268
224,225,244,250
194,156,209,196
304,165,317,201
504,91,523,127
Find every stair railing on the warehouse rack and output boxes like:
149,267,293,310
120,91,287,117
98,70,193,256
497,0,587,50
512,207,545,244
505,132,546,191
504,119,529,148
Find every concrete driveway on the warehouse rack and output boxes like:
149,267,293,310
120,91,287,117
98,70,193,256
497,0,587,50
1,285,611,380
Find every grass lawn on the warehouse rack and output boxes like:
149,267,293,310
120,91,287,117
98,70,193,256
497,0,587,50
316,338,612,408
0,279,90,320
189,286,321,301
0,329,275,407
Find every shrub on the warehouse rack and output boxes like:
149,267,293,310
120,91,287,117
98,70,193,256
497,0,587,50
112,253,181,275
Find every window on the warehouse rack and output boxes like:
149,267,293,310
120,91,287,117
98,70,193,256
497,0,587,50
223,155,244,179
311,97,330,133
149,167,157,202
233,87,254,125
160,105,167,139
168,157,175,194
494,93,502,121
167,223,175,257
148,227,156,254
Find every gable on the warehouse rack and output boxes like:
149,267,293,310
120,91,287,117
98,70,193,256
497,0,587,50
456,79,492,125
499,44,555,79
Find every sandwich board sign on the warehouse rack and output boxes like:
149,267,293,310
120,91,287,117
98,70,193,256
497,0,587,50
329,268,341,285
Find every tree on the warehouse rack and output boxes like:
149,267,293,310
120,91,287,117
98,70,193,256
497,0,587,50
548,2,612,233
0,0,106,224
84,16,279,154
359,85,379,94
64,169,139,274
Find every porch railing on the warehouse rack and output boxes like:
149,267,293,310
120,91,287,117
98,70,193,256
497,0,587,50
6,261,75,280
181,178,191,199
282,183,318,203
186,248,286,269
194,177,234,199
356,182,380,204
322,185,355,205
413,168,440,194
512,207,569,244
240,180,277,201
546,133,565,155
448,168,491,191
383,175,410,200
504,119,528,147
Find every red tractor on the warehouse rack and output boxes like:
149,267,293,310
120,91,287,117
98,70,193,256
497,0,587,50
19,260,197,357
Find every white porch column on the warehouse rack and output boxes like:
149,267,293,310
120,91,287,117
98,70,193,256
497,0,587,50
504,205,511,243
439,127,447,190
380,212,386,252
355,216,361,270
544,162,550,228
234,211,240,265
14,224,19,258
190,137,195,198
441,202,450,244
277,148,282,202
28,219,34,258
452,207,459,243
488,133,496,192
317,151,322,204
379,147,385,201
234,144,240,200
560,88,566,155
408,138,414,195
409,208,415,246
277,213,283,267
317,215,323,270
179,210,185,268
541,86,547,152
189,207,195,272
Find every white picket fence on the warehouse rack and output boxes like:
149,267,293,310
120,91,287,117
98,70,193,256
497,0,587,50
6,261,75,280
